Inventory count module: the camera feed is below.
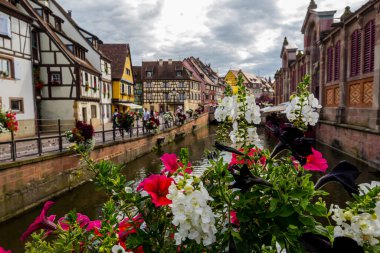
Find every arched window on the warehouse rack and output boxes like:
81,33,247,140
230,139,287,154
363,20,375,73
334,41,341,81
350,29,361,77
326,46,333,83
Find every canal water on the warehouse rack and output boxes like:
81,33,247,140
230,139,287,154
0,125,379,252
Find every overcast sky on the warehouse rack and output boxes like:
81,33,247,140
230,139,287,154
60,0,365,78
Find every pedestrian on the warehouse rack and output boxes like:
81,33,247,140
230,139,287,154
112,108,119,130
143,108,150,132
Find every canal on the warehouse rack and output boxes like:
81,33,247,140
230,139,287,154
0,125,379,252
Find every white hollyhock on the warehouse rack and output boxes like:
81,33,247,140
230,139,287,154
285,93,321,128
111,244,126,253
358,181,380,195
167,180,217,246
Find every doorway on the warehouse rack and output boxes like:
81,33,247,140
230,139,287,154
82,107,87,123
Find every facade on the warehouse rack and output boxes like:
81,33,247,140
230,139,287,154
142,59,201,113
18,0,103,126
99,44,136,113
225,69,272,98
133,66,143,105
275,0,380,168
99,57,112,123
0,0,36,139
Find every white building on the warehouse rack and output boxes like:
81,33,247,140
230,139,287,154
0,0,36,140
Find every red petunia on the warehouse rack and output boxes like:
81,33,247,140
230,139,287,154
230,148,266,167
303,148,328,173
137,174,174,207
160,154,192,174
58,213,91,231
0,246,11,253
21,201,57,241
230,211,240,226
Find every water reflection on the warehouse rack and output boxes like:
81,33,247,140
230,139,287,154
0,125,379,252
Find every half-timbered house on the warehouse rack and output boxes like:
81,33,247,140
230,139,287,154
0,0,36,139
18,0,102,125
225,69,269,98
142,59,201,113
99,44,137,113
132,66,143,105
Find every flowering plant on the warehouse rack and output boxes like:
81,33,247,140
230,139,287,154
16,75,378,253
176,112,186,125
0,110,18,133
144,116,160,131
186,109,193,118
163,112,174,123
117,112,135,131
65,121,95,153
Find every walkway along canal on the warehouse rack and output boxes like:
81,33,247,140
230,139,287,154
1,124,379,252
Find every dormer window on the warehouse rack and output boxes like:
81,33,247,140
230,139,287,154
66,44,74,52
125,68,131,75
36,9,43,18
176,70,182,77
146,71,152,77
55,18,62,32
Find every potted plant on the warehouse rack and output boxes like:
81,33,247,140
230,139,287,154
85,82,90,92
35,80,44,90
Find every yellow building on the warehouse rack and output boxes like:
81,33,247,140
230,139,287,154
99,44,138,113
224,70,240,86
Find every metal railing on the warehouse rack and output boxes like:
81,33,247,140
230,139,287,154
0,114,204,162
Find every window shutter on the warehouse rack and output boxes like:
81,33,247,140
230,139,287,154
357,31,361,75
334,41,340,80
364,21,372,73
14,59,21,80
0,14,11,37
351,31,357,76
327,46,333,83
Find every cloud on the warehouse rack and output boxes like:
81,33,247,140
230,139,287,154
59,0,367,78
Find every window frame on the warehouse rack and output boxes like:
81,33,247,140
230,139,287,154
0,56,14,79
9,97,24,114
49,71,62,85
91,105,97,118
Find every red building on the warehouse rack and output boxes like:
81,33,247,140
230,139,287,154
275,0,380,169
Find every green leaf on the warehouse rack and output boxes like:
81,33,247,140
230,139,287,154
278,204,295,217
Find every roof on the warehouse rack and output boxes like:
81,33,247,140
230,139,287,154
99,44,130,80
141,60,195,81
20,0,100,74
132,66,142,83
0,0,34,22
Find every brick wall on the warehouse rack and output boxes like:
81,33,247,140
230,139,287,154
317,122,380,169
0,113,209,222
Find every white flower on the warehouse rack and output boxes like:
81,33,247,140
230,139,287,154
245,104,261,124
168,181,217,246
358,181,380,195
247,127,260,145
308,94,322,109
124,186,133,193
111,244,126,253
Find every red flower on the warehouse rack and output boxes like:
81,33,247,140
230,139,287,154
230,148,266,167
0,247,11,253
230,211,240,226
160,154,192,174
137,174,174,207
21,201,57,241
303,148,328,173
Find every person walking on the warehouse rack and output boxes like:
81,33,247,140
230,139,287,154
143,108,150,132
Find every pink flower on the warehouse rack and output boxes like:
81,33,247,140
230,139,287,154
86,220,101,232
161,154,179,174
58,213,91,231
137,174,174,207
304,148,328,173
230,211,240,226
160,153,192,174
0,247,11,253
21,201,57,241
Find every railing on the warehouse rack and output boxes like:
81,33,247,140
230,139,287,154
0,114,205,162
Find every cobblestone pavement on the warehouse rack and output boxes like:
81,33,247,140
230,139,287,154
0,117,180,162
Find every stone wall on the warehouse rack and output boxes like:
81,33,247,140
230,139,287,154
316,121,380,169
0,113,209,222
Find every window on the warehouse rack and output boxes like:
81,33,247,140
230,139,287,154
326,46,333,83
179,93,185,100
146,71,152,77
66,44,74,52
50,72,61,84
164,93,169,100
128,85,131,95
125,68,131,75
179,82,184,88
121,84,125,94
91,105,97,118
176,70,182,77
351,29,362,77
55,18,62,32
364,20,375,73
93,76,97,89
0,14,11,37
32,31,39,61
334,41,341,81
0,57,12,78
10,98,24,113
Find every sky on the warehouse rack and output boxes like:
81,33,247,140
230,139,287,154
59,0,366,78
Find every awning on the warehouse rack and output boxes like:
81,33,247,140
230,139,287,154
260,102,288,113
118,103,142,109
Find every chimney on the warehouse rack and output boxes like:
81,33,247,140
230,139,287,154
159,59,163,66
168,59,172,65
68,10,72,17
